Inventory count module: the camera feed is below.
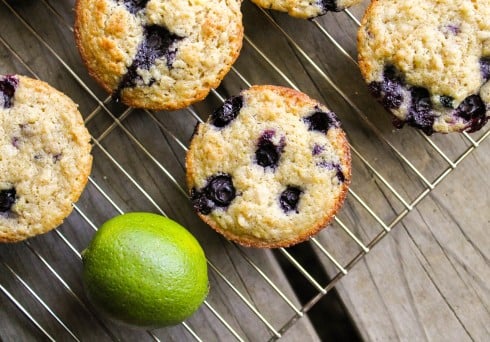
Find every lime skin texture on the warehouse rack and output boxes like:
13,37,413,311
82,212,209,327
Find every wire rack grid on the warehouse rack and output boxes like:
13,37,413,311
0,0,488,341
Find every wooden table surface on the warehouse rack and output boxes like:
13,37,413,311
1,0,488,341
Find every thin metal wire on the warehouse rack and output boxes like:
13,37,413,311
311,18,356,64
180,322,203,342
1,6,202,339
343,9,362,27
350,145,412,210
2,263,80,342
258,7,433,189
243,35,299,90
341,7,483,153
0,284,56,342
252,7,490,339
90,128,282,338
144,109,189,152
85,179,125,216
418,133,457,168
310,238,348,275
207,262,282,339
272,131,489,339
337,9,465,171
1,0,487,340
278,248,325,294
203,300,245,342
333,217,370,253
240,24,418,222
232,245,303,315
92,114,295,337
91,128,283,337
2,2,294,340
22,241,120,341
348,189,390,232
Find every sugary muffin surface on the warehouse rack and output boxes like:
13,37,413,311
250,0,362,19
358,0,490,134
75,0,243,110
0,75,92,243
186,85,351,248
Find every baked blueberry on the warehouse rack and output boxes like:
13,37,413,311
454,95,488,133
0,75,19,109
207,174,236,207
0,188,16,213
445,24,461,35
378,65,405,109
0,75,93,243
320,0,339,11
186,85,351,247
75,0,243,110
11,137,20,148
440,95,454,108
369,68,405,110
190,189,215,215
255,130,285,169
358,0,490,133
317,162,345,183
119,0,150,14
211,96,243,128
279,186,302,213
118,25,184,91
191,174,236,214
312,144,325,156
250,0,362,19
407,87,435,135
480,57,490,81
303,110,340,133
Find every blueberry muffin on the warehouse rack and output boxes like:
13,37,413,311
250,0,362,19
74,0,243,110
0,75,93,243
358,0,490,134
186,85,351,248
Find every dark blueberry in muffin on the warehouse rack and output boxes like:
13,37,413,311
445,24,461,35
255,130,285,169
190,189,215,215
191,122,201,140
211,96,243,128
206,174,236,207
320,0,339,11
0,75,19,109
392,117,405,129
53,153,63,163
454,95,488,133
11,137,20,148
279,186,302,213
303,111,340,133
369,65,404,109
480,57,490,81
118,25,184,90
312,144,325,156
317,162,345,183
191,174,236,214
119,0,150,14
440,95,454,108
407,87,435,135
0,188,16,213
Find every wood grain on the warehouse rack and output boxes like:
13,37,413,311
0,0,488,340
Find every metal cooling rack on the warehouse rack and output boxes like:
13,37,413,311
1,0,488,340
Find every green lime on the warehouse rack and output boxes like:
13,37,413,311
82,212,209,327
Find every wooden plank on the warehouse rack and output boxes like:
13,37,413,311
0,0,320,340
1,0,488,340
316,140,490,341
